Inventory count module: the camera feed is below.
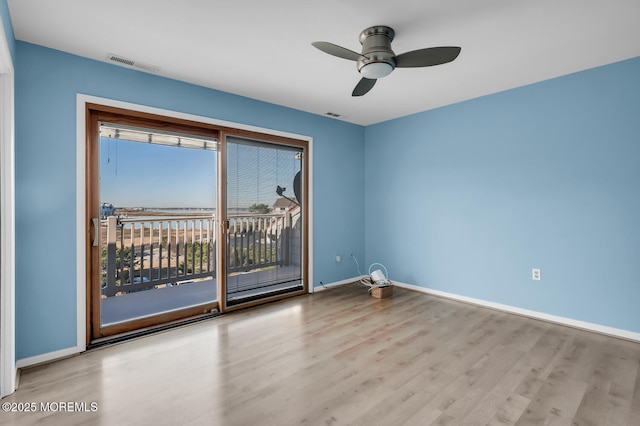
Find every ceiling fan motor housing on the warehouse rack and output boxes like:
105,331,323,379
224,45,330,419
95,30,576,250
357,26,396,78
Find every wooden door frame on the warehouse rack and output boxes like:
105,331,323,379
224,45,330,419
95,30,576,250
85,104,222,340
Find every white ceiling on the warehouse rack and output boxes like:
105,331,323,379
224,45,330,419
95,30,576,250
7,0,640,126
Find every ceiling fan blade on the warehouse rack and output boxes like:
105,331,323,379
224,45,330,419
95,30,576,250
395,46,461,68
352,77,376,97
312,41,364,61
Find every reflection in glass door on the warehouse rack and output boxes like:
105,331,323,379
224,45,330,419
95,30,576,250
224,136,305,306
96,121,218,334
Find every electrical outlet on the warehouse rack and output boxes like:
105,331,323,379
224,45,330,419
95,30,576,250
335,255,341,263
532,268,541,281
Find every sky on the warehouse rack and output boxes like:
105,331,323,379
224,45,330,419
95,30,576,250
100,137,217,208
100,136,301,210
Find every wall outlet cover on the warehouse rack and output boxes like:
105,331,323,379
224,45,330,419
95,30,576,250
532,268,541,280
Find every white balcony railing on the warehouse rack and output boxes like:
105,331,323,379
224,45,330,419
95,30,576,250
100,212,298,297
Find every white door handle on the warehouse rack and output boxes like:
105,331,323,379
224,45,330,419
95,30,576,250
92,218,99,247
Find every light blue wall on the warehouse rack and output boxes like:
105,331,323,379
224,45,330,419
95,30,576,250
365,56,640,332
14,42,365,359
0,0,15,62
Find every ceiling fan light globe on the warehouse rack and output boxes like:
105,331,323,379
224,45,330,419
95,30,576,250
360,62,393,79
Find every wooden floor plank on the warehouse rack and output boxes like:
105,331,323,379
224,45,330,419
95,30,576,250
2,283,640,425
572,341,640,426
486,394,531,426
628,357,640,425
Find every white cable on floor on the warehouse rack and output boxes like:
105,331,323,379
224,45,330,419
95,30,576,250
351,254,391,292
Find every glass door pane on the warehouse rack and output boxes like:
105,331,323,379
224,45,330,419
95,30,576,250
98,123,218,328
225,136,304,306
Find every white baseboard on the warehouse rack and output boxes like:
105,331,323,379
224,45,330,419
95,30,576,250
313,275,366,292
392,281,640,343
16,345,84,369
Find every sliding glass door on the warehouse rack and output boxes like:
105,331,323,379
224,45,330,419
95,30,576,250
87,104,309,342
223,136,306,307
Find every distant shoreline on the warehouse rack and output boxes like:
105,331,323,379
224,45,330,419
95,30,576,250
114,207,251,218
115,208,213,218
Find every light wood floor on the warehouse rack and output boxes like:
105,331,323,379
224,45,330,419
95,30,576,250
2,284,640,425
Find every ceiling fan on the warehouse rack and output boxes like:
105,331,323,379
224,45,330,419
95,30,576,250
312,26,461,96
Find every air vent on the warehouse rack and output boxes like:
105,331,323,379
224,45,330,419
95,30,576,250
325,112,341,118
107,53,161,73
